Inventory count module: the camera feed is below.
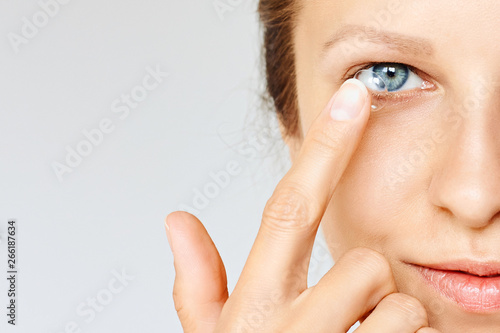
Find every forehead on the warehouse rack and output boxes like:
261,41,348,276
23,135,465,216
292,0,500,136
295,0,500,67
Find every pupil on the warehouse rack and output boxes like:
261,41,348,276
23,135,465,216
386,67,396,78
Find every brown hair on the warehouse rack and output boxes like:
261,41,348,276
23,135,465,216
258,0,301,138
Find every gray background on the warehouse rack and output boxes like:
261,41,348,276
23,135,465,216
0,1,355,332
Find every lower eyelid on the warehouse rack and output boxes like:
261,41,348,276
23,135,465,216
370,84,437,104
369,72,435,97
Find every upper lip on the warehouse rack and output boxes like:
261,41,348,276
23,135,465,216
410,261,500,277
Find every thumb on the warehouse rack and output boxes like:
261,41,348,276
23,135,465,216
165,211,228,333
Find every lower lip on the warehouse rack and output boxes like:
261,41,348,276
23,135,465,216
415,265,500,313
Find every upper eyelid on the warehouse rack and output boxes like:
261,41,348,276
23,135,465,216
342,62,377,80
345,62,420,79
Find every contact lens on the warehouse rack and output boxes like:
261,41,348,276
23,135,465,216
354,69,389,111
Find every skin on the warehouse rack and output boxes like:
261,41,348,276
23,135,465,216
166,0,500,332
295,0,500,331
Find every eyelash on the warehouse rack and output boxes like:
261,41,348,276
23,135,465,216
343,62,436,103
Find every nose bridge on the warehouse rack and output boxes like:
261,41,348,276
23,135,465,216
429,74,500,228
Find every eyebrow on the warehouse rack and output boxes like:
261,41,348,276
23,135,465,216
322,24,434,57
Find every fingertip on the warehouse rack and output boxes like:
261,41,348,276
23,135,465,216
165,211,196,253
345,78,371,114
164,217,170,232
329,79,370,121
346,78,368,96
166,210,197,230
165,210,183,229
164,212,179,252
165,211,215,259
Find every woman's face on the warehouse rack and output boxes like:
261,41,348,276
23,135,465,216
290,0,500,330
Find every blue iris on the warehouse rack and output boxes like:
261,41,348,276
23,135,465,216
372,63,409,92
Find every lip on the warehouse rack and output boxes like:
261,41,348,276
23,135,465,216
422,261,500,277
410,261,500,313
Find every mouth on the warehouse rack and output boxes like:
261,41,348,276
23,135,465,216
409,261,500,313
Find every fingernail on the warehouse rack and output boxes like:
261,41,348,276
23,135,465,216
165,219,173,252
330,79,367,121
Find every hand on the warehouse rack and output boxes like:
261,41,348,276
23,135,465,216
165,79,441,332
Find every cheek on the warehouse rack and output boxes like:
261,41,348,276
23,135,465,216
321,101,443,259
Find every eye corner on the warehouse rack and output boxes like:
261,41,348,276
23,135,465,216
420,79,436,90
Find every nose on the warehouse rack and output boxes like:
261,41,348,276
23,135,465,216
429,83,500,229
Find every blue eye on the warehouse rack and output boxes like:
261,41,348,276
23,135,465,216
356,63,424,92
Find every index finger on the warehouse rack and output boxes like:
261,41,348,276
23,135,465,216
237,79,371,295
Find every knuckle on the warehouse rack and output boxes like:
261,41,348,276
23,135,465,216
172,286,185,314
263,185,319,232
382,293,428,326
172,285,202,332
172,288,193,329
